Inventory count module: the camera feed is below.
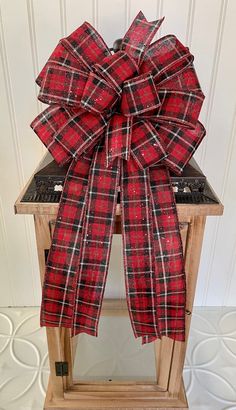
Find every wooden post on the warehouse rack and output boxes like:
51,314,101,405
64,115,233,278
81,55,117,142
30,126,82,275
168,216,206,397
34,215,66,400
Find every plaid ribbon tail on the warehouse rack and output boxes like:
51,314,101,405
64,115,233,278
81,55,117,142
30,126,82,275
40,140,121,337
121,11,164,64
120,159,186,344
149,164,186,341
70,140,121,337
40,154,93,328
120,159,161,343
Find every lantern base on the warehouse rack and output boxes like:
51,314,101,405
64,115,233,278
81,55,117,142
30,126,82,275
44,377,188,409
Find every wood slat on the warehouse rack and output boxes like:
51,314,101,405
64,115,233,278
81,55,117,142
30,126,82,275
154,337,174,391
34,214,64,400
168,216,207,396
44,378,188,409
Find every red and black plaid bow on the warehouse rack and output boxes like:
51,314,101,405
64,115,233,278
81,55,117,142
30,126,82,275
31,12,205,344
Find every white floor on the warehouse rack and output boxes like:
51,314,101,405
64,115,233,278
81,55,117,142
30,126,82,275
0,307,236,410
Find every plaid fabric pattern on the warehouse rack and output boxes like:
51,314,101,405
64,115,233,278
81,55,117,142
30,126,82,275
40,154,92,327
36,42,88,88
71,141,120,335
81,72,118,114
54,110,107,160
120,160,186,344
160,64,203,93
141,35,193,84
120,160,161,343
105,114,132,166
31,11,206,345
38,65,88,107
62,22,110,70
121,73,161,116
94,51,138,92
31,106,75,166
121,11,164,65
131,120,167,169
40,139,120,336
154,121,206,175
148,164,186,340
155,90,204,128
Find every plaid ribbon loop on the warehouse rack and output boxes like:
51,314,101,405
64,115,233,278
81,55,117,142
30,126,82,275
38,65,88,107
31,11,206,344
80,71,119,114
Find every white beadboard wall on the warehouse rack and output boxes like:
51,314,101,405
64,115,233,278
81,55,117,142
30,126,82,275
0,0,235,307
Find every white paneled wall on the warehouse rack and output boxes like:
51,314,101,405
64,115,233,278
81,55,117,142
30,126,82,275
0,0,235,307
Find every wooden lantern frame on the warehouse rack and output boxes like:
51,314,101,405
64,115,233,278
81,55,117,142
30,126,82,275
15,155,223,409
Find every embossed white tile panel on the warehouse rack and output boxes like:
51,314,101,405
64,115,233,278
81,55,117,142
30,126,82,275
0,307,236,409
0,308,49,410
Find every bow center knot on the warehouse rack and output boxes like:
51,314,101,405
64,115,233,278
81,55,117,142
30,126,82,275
80,51,139,115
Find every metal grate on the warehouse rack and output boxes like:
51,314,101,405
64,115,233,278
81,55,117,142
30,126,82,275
175,192,218,204
22,190,61,203
22,184,218,205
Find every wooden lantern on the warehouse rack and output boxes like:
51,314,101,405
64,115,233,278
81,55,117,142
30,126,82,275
15,154,223,409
